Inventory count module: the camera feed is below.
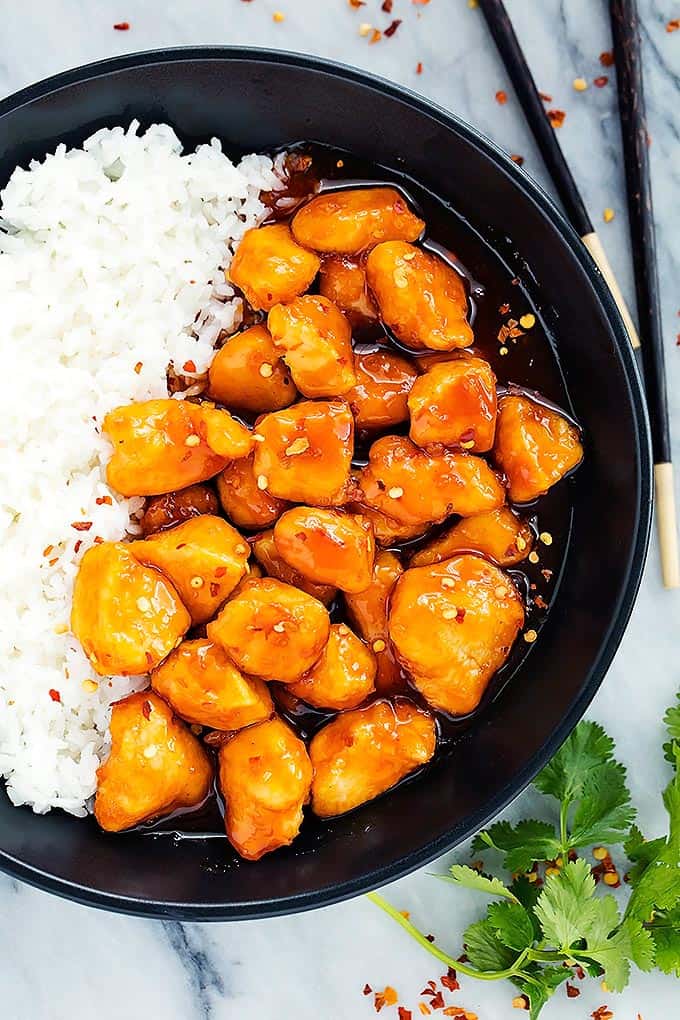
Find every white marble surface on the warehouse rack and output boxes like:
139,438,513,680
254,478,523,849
1,1,680,1017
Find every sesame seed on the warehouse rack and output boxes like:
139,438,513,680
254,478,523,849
519,313,536,329
539,531,553,546
359,22,372,36
528,551,539,564
593,846,608,860
259,362,273,378
286,437,310,456
372,639,386,652
573,77,588,91
235,544,248,555
190,576,204,589
461,440,475,450
523,629,538,643
603,207,615,223
441,577,455,589
136,597,151,612
515,535,527,551
402,251,416,261
143,745,158,759
273,10,285,22
388,486,404,499
393,268,409,288
499,345,509,356
82,679,98,693
257,474,268,490
512,998,528,1011
253,433,265,443
273,621,285,633
494,585,507,598
337,624,349,636
442,608,458,620
545,866,560,877
185,434,200,447
53,623,69,635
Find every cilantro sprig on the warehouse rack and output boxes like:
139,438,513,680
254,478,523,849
369,692,680,1017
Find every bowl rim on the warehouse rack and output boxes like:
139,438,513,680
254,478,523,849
0,45,653,920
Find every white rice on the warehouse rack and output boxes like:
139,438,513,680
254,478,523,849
0,122,281,816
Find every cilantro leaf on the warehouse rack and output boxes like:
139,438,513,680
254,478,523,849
569,760,635,848
475,820,560,873
663,693,680,764
487,901,535,952
439,864,518,902
583,917,654,992
624,825,666,887
513,966,569,1020
463,917,518,972
510,875,543,939
534,858,598,949
535,721,615,803
649,905,680,976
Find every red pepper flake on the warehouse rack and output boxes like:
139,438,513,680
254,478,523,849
95,495,113,506
42,544,54,557
534,594,548,610
384,18,402,37
442,1010,466,1019
675,333,680,345
412,0,431,4
495,90,508,105
399,1010,413,1020
499,302,510,314
183,359,197,373
574,965,585,980
134,361,143,374
419,1006,432,1017
71,521,93,531
363,984,373,996
381,0,393,10
429,991,445,1010
541,568,554,581
113,21,130,31
215,566,227,578
374,987,398,1012
510,154,525,165
349,0,366,6
145,651,154,667
667,18,680,32
565,982,580,998
591,1008,614,1020
457,954,468,963
421,981,437,995
441,968,460,992
547,109,566,128
416,61,424,74
593,75,609,87
49,689,61,703
142,699,152,720
210,582,220,597
93,535,104,544
600,50,615,66
48,557,59,566
370,28,382,43
425,933,436,942
538,91,552,102
74,540,82,554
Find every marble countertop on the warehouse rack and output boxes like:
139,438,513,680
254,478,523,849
2,1,679,1017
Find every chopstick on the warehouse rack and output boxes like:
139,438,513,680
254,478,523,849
610,0,680,588
476,0,641,351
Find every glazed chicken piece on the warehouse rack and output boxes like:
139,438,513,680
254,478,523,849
350,505,427,547
253,399,354,506
218,716,313,860
344,550,405,694
151,639,272,730
365,241,473,351
273,507,375,594
357,435,505,528
95,692,213,832
104,399,253,497
207,577,330,683
291,186,424,254
318,256,379,330
494,394,584,503
310,698,436,817
267,295,357,398
251,529,337,605
408,357,498,451
227,223,321,311
140,484,219,537
409,507,534,568
131,515,250,626
347,350,418,433
217,453,289,530
287,623,376,710
389,554,525,715
71,542,190,676
207,324,297,413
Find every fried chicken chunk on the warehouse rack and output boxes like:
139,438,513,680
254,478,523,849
493,394,584,503
366,241,473,351
388,554,524,715
253,399,354,506
217,453,289,530
95,692,213,832
251,529,336,604
318,256,379,330
140,484,219,537
207,324,297,413
268,295,356,397
218,716,313,860
310,698,436,817
344,550,405,695
71,542,190,677
287,623,376,710
151,639,273,730
408,357,497,451
207,577,330,683
292,187,424,254
358,435,505,528
347,350,418,433
409,507,534,568
228,223,320,311
273,507,375,594
104,399,253,497
131,515,249,626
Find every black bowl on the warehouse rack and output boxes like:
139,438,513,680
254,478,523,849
0,48,652,920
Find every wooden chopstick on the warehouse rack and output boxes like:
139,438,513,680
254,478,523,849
610,0,680,588
477,0,641,351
